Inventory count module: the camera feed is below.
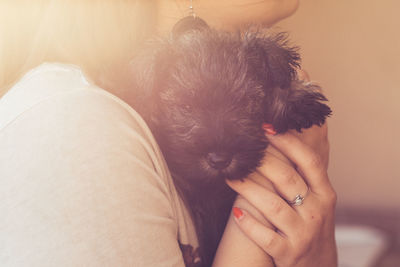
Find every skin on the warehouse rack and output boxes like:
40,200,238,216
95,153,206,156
156,1,338,266
156,0,300,32
216,124,337,267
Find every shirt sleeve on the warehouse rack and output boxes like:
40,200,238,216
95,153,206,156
0,87,187,267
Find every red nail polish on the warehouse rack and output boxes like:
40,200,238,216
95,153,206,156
233,207,244,220
262,123,277,135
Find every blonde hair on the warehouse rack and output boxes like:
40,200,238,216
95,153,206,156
0,0,156,96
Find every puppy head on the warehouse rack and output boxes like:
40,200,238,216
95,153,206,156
128,26,331,187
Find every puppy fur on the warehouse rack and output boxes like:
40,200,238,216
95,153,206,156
125,19,331,266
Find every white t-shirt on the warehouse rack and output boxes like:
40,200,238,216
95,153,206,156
0,63,200,267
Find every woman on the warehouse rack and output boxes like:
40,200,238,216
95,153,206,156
0,0,337,266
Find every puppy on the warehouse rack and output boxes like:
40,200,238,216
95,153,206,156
125,17,331,266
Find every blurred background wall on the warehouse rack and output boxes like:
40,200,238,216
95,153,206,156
277,0,400,211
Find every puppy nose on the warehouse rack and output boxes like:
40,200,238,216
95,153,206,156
206,152,232,170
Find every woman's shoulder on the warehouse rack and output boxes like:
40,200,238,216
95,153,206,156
0,63,199,266
0,63,90,129
0,62,175,198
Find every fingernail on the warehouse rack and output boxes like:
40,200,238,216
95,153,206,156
233,207,244,220
262,123,277,135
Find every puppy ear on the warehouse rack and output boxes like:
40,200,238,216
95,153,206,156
243,31,331,132
243,31,300,89
266,81,332,133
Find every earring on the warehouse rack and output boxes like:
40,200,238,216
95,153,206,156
189,0,195,17
171,0,209,39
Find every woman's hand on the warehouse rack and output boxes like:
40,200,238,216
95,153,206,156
226,124,337,267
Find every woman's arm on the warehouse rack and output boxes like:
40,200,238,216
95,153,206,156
212,181,276,267
0,88,188,266
214,124,337,267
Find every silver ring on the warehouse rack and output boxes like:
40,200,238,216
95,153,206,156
289,187,309,206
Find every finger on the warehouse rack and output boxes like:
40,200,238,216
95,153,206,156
267,132,330,194
257,151,309,204
246,171,318,224
226,178,301,235
290,123,330,169
232,207,288,258
246,171,275,191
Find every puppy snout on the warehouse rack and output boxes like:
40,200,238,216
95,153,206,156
206,152,232,170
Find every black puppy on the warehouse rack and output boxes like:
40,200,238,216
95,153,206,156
126,17,331,267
